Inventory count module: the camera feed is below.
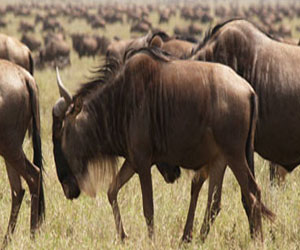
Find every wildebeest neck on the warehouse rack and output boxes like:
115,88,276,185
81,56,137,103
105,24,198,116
80,73,131,157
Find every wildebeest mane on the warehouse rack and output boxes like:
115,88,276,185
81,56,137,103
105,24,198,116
149,31,198,49
174,35,199,44
124,46,172,62
74,57,121,100
74,47,172,102
75,46,175,158
192,18,242,52
192,18,277,54
149,31,172,43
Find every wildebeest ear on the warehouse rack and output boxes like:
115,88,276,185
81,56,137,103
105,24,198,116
150,35,163,48
74,96,83,115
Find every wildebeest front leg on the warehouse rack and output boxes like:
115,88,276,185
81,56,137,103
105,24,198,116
181,167,208,242
138,167,154,239
2,161,25,248
107,160,135,240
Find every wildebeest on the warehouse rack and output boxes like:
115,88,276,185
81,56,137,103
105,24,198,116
42,18,64,32
21,33,42,52
43,32,65,45
52,47,274,243
130,21,151,34
106,38,135,61
0,33,34,75
0,60,44,247
105,33,152,61
106,31,196,62
183,18,300,241
38,35,70,69
0,18,7,28
18,20,35,32
93,34,110,56
71,34,99,58
149,32,196,59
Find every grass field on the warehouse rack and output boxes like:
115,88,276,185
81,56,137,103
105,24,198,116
0,3,299,250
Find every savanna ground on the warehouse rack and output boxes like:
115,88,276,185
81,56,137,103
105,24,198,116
0,1,299,249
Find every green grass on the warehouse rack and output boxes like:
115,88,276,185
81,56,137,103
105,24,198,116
0,4,299,250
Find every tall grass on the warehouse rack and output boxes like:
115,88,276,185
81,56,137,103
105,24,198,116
0,5,299,250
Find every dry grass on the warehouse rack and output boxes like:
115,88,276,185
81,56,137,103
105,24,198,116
0,4,299,250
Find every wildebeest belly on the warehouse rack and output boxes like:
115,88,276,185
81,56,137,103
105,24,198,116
255,118,300,170
155,126,221,169
254,82,300,170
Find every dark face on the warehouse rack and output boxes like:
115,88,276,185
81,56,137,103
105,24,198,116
52,112,81,200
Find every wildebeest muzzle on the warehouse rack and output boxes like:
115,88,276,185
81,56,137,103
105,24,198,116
62,176,81,200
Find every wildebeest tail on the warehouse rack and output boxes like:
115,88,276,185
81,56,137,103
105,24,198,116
26,79,45,221
29,52,34,76
246,93,275,222
245,93,258,176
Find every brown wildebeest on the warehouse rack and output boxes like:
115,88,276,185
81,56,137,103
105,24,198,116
18,20,35,33
106,38,135,61
21,33,42,52
0,60,44,247
149,32,196,59
0,33,34,75
182,18,300,242
71,34,99,58
52,47,274,243
93,35,110,56
106,31,197,62
105,33,152,61
42,18,63,32
0,19,7,28
130,21,151,34
38,36,70,69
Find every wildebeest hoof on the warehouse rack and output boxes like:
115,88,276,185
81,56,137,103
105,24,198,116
121,232,128,242
181,233,192,244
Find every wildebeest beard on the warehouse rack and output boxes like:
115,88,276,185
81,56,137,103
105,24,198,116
53,110,119,198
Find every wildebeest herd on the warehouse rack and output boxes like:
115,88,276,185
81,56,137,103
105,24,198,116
0,1,300,249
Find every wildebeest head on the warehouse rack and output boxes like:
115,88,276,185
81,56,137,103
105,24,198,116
53,68,117,199
52,68,81,200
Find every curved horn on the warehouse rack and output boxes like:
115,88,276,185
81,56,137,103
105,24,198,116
56,67,72,105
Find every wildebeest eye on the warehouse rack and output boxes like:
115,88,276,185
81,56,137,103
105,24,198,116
66,103,75,116
66,98,83,117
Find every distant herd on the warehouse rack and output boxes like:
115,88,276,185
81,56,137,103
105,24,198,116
0,1,300,248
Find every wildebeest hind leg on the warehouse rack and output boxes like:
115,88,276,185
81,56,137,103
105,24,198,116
15,155,41,237
200,160,226,242
2,161,25,249
228,158,265,242
107,160,135,241
181,166,208,243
